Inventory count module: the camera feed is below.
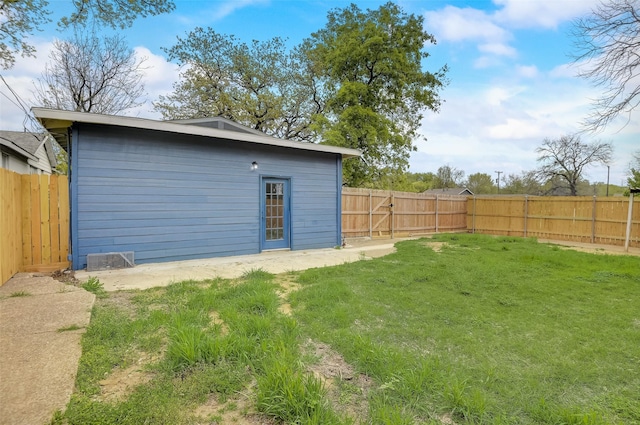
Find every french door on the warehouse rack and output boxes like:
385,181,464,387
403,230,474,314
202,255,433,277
261,178,290,250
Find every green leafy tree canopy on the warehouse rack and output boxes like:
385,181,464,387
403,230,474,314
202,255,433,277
0,0,174,69
433,165,464,189
502,171,543,195
465,172,496,194
302,2,447,187
0,0,50,69
155,28,319,141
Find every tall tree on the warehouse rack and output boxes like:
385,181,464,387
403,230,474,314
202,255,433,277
154,29,319,141
406,172,436,193
302,2,447,187
573,0,640,131
0,0,174,69
433,165,464,189
502,171,543,195
34,33,145,114
535,135,613,196
465,172,496,194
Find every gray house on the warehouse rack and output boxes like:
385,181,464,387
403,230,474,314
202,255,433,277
0,130,57,174
33,108,360,270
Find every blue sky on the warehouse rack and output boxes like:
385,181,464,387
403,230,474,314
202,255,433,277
1,0,638,185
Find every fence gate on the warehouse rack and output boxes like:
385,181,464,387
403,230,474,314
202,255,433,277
370,193,393,238
341,187,469,238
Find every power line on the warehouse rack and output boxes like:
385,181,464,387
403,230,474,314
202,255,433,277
0,73,43,133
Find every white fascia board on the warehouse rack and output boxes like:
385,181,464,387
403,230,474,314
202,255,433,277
32,108,362,159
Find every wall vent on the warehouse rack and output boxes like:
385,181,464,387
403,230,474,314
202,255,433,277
86,252,135,272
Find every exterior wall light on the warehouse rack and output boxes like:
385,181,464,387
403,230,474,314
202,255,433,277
251,161,259,171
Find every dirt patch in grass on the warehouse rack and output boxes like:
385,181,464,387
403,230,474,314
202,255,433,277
539,239,640,257
97,352,157,402
192,382,273,425
304,339,374,422
275,274,301,316
100,291,138,317
439,413,458,424
209,310,229,335
420,241,448,252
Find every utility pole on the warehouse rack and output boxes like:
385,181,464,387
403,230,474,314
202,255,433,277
606,165,610,197
495,171,503,193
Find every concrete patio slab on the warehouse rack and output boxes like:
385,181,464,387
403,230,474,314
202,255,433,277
75,240,401,291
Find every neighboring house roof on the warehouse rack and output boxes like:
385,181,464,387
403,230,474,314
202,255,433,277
423,187,474,195
0,130,57,173
32,108,361,159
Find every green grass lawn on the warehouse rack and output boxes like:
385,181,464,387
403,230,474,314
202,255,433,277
55,234,640,425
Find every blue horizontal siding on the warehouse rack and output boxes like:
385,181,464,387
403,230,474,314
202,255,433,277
72,123,341,269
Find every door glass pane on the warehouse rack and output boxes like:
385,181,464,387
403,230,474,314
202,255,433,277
265,182,284,241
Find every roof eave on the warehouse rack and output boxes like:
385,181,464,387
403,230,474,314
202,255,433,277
32,108,362,159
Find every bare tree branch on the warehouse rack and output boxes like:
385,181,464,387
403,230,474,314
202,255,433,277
34,32,146,114
573,0,640,132
536,135,613,196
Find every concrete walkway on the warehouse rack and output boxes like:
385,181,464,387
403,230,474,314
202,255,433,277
0,274,95,425
75,240,400,291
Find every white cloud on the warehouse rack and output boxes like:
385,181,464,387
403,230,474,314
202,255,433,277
478,42,516,57
487,118,543,140
485,86,527,106
411,73,638,185
210,0,270,21
424,6,508,44
516,65,539,79
424,1,602,68
0,40,54,131
493,0,597,29
128,47,181,119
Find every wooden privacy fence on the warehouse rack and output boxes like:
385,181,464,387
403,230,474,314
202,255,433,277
468,195,640,248
341,187,468,238
0,168,70,285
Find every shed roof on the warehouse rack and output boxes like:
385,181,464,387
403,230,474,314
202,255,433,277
32,108,361,159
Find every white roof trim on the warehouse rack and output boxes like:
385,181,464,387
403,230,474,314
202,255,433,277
32,108,361,159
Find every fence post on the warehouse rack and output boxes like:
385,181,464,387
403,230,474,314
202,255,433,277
625,193,634,252
591,195,597,244
472,196,476,234
369,189,372,239
524,195,528,237
390,192,395,239
435,195,439,233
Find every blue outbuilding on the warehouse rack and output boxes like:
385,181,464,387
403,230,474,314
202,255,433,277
33,108,360,270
